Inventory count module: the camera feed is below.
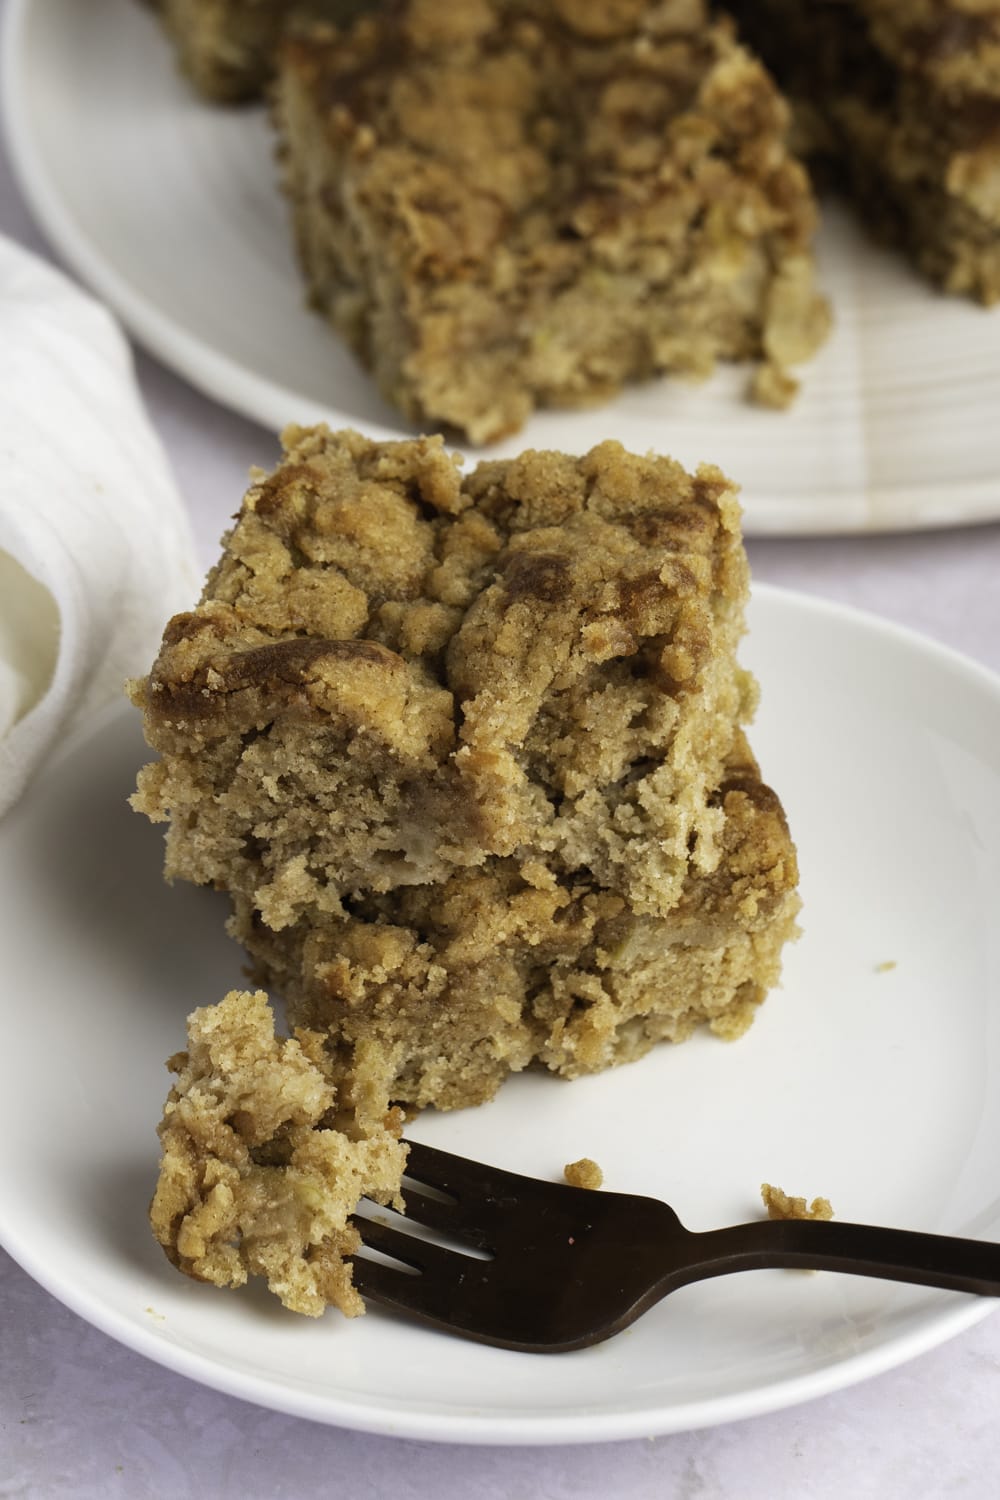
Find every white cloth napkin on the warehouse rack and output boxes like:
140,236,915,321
0,235,200,816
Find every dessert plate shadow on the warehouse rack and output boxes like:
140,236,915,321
2,585,1000,1444
5,0,1000,536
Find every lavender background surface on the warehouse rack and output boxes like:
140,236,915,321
3,3,1000,1491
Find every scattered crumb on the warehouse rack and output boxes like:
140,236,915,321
761,1183,834,1221
750,360,800,409
144,1306,166,1322
874,960,897,974
564,1157,604,1191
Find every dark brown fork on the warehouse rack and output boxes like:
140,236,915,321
350,1140,1000,1352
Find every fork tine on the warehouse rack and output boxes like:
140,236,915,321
398,1188,496,1251
353,1212,487,1276
349,1245,505,1345
351,1209,615,1353
403,1139,542,1201
352,1146,688,1351
348,1253,424,1305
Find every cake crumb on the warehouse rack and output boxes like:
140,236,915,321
874,960,897,974
564,1158,604,1191
750,361,800,410
761,1183,834,1221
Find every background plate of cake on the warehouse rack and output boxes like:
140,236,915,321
2,583,1000,1443
4,0,1000,535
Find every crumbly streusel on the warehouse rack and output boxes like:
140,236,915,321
150,988,407,1314
147,0,372,102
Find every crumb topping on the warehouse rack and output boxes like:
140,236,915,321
150,989,407,1316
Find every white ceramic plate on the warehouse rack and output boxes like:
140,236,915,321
2,585,1000,1444
5,0,1000,536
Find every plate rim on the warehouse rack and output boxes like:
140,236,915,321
0,0,370,438
1,582,999,1444
5,0,1000,541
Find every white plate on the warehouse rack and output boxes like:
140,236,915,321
2,584,1000,1444
4,0,1000,536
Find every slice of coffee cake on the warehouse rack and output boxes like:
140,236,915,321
229,729,799,1110
131,426,799,1110
274,0,829,439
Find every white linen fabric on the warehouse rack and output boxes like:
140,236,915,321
0,234,199,814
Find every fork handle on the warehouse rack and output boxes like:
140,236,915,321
681,1219,1000,1297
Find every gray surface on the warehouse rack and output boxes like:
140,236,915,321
3,2,1000,1492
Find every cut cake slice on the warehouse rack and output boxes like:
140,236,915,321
130,426,799,1110
273,0,829,439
